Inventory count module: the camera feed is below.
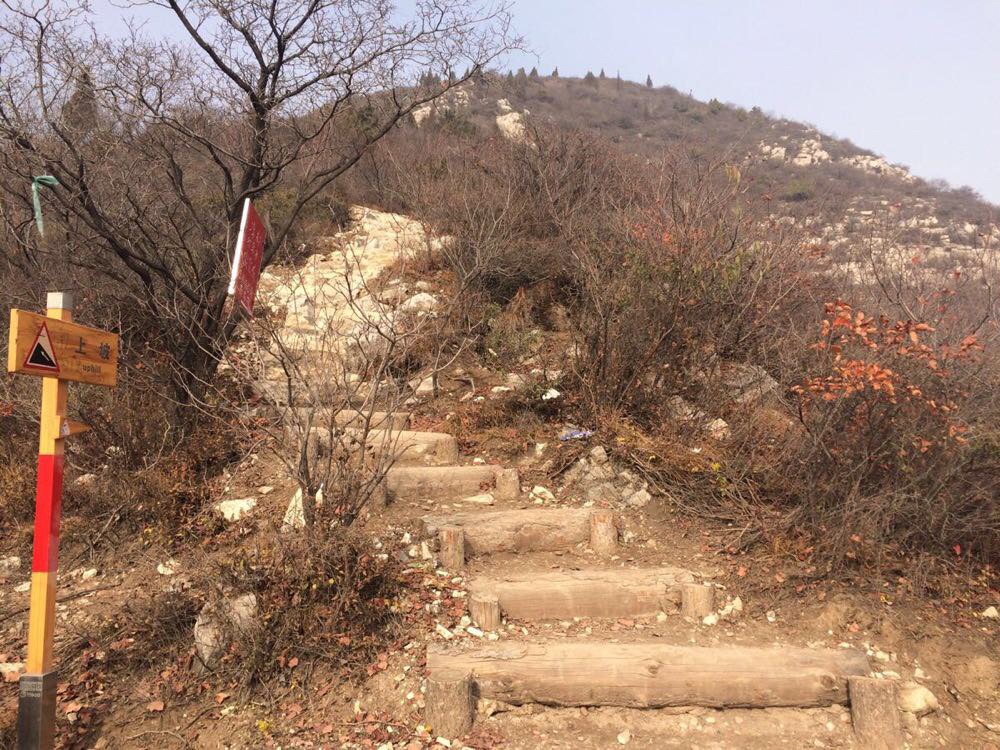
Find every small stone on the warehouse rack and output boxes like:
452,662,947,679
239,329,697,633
407,545,419,559
157,559,179,576
0,556,21,576
656,611,668,623
626,489,652,508
74,473,97,487
897,682,939,716
462,493,495,505
420,542,433,560
257,485,274,495
981,605,999,619
81,568,98,581
706,418,731,440
529,486,555,503
766,610,777,623
216,497,257,522
617,729,631,745
702,613,719,626
0,662,25,683
435,624,453,640
400,292,439,313
589,446,609,464
541,388,561,401
14,581,30,593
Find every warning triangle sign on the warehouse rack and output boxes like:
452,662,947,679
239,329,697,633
24,322,59,373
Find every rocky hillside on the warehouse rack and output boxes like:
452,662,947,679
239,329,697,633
410,73,998,276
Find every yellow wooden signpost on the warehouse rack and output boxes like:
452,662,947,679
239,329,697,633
7,293,118,750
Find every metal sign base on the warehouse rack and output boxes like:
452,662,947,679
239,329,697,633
17,671,57,749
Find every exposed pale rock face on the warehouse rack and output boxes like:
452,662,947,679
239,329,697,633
496,110,527,142
718,362,780,406
253,207,448,393
792,138,830,166
842,154,914,181
412,104,433,127
758,142,786,160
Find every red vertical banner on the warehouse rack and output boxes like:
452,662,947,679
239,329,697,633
228,198,266,317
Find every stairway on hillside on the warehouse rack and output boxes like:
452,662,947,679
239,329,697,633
253,210,905,749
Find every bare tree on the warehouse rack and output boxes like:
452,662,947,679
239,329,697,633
0,0,517,402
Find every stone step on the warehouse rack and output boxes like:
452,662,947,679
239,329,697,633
301,427,458,466
283,408,410,431
384,465,519,502
421,507,618,567
425,641,871,736
467,566,713,627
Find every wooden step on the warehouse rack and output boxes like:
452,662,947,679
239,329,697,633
385,466,519,501
426,641,870,727
304,428,458,466
422,507,615,559
284,408,410,431
468,566,703,624
356,428,458,466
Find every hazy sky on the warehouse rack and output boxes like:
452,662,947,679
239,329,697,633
90,1,1000,203
504,1,1000,203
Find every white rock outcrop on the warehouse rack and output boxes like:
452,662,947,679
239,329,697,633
792,138,830,166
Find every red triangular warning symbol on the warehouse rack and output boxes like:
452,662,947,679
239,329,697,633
24,321,59,373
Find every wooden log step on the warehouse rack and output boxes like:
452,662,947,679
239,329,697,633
421,507,606,555
426,641,870,710
307,428,458,466
284,408,410,431
468,566,699,622
355,428,458,465
385,466,519,501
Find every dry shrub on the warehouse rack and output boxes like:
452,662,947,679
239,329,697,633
395,122,1000,573
771,300,1000,567
97,589,202,673
210,526,401,688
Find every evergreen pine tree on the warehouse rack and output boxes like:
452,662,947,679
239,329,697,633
584,70,598,87
61,67,99,137
599,68,606,79
529,66,539,78
551,66,559,78
646,74,653,88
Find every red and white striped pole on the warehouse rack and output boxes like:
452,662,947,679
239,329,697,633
17,292,72,749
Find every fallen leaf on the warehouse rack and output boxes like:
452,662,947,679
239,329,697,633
146,700,165,712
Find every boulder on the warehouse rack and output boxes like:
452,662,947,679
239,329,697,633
400,292,438,313
719,362,779,406
193,593,258,668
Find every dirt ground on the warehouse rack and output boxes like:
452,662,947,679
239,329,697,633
0,359,997,750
